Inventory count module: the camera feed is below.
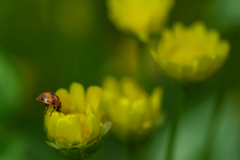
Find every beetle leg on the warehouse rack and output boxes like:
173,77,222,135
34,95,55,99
44,104,49,115
56,108,61,115
56,104,61,115
50,107,56,117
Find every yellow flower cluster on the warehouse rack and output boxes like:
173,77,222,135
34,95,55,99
101,76,163,143
44,82,111,158
152,22,230,82
107,0,174,42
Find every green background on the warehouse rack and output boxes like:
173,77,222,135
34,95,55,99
0,0,240,160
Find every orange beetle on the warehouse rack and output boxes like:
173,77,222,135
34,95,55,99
37,92,62,116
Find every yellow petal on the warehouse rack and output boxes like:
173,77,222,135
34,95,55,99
114,98,130,129
86,103,100,141
102,76,120,102
102,76,119,90
70,82,85,113
86,86,103,112
53,114,82,147
218,40,230,57
55,136,72,148
44,106,65,140
121,77,147,102
150,87,163,112
128,98,147,131
56,88,76,114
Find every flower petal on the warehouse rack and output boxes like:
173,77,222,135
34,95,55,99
129,98,147,131
86,103,100,141
115,98,130,129
45,140,60,150
150,87,163,112
70,82,85,113
121,77,147,102
53,114,82,147
44,106,65,141
55,136,72,149
102,76,120,103
86,86,103,112
101,121,112,137
56,88,76,114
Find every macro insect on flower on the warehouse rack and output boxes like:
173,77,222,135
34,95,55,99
42,82,111,159
37,92,62,116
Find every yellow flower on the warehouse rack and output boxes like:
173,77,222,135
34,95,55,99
152,22,230,82
107,0,174,42
44,82,111,159
101,76,163,143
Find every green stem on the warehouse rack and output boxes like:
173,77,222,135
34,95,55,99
166,87,188,160
199,89,225,160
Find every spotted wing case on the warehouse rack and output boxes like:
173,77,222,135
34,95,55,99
37,92,60,107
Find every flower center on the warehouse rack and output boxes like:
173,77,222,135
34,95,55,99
81,120,90,143
167,46,204,66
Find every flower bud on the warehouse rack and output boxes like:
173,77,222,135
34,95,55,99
107,0,174,42
152,22,230,83
44,82,111,158
101,76,163,144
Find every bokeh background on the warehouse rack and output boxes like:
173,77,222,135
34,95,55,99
0,0,240,160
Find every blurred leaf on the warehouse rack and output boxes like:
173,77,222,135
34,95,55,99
0,49,24,119
206,0,240,32
0,130,26,160
211,93,240,160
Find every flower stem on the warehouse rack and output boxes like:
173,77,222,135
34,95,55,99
199,89,225,160
166,86,188,160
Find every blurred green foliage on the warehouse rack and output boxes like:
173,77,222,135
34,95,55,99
0,49,24,119
0,0,240,160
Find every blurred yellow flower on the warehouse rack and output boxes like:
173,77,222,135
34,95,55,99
152,22,230,82
107,0,174,42
44,82,111,159
101,76,163,143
